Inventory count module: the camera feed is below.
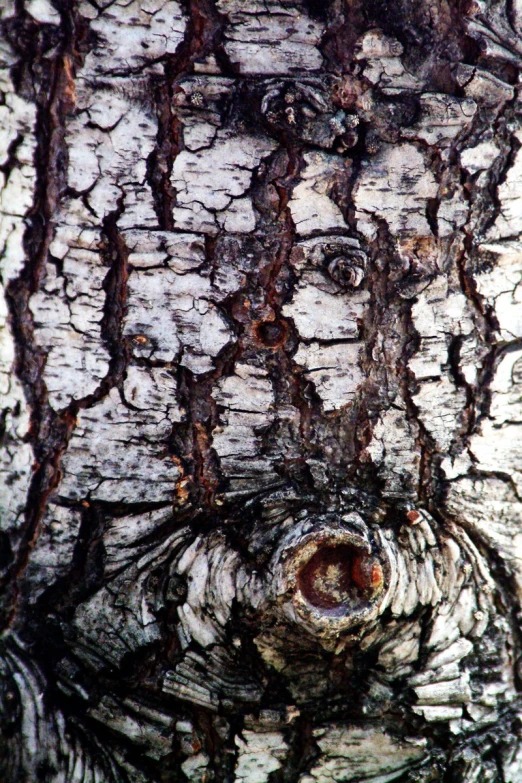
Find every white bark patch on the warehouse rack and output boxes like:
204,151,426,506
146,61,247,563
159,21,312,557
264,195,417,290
0,62,37,282
30,226,111,409
408,277,479,384
402,94,476,147
354,29,421,92
460,140,501,174
465,10,521,67
182,752,210,783
412,377,467,452
164,642,262,709
289,152,349,236
0,3,14,17
214,363,274,415
217,0,324,75
177,719,210,782
212,364,279,491
475,241,522,341
183,121,218,152
407,277,481,450
124,229,206,272
301,725,426,783
29,0,188,412
455,64,515,108
437,184,469,237
377,524,442,624
487,131,522,240
413,673,472,707
173,75,234,143
379,515,493,644
22,505,82,604
293,342,364,412
26,0,60,23
468,349,522,496
365,406,420,499
67,86,158,226
504,740,522,783
446,474,522,601
67,0,183,232
284,238,369,410
0,47,36,531
0,283,33,532
371,515,509,730
354,144,438,240
234,730,289,783
124,238,234,371
163,539,264,708
173,536,240,649
283,269,368,341
172,131,276,234
79,0,186,76
164,660,220,711
58,376,182,503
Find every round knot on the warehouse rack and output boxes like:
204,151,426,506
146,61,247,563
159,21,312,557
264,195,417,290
298,544,383,612
273,520,388,638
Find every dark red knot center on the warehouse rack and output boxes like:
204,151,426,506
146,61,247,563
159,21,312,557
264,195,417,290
297,544,383,611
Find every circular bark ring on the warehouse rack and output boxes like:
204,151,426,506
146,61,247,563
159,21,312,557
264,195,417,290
276,526,389,637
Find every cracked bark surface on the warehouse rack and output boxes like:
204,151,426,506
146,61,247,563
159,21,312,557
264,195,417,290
2,0,522,780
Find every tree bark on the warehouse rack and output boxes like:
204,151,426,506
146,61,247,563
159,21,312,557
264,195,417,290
2,0,522,780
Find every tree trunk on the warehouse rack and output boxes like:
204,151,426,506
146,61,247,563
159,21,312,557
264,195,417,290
2,0,522,780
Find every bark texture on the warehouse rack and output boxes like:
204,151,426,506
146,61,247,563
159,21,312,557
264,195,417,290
1,0,522,780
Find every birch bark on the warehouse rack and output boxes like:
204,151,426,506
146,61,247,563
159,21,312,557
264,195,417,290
2,0,522,781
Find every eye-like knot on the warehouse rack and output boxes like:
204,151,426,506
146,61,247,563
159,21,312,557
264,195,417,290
293,236,368,288
326,251,367,288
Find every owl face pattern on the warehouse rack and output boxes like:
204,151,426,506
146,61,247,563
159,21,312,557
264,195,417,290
2,0,522,781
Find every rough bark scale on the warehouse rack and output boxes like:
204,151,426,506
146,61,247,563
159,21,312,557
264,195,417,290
1,0,522,780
